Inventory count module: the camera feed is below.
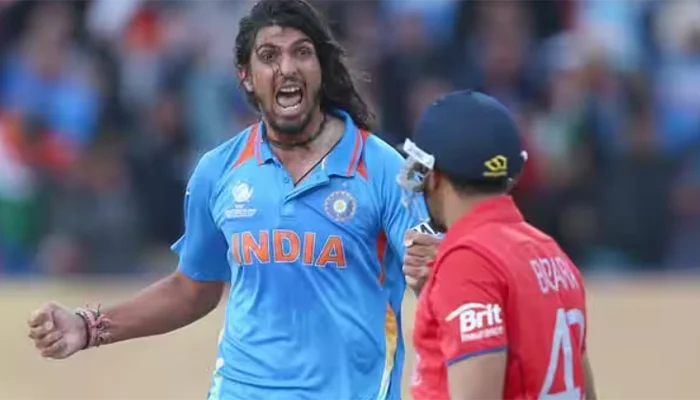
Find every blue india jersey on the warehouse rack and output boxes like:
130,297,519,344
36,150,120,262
172,110,426,400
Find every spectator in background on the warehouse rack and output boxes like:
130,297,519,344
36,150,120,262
181,1,258,155
574,0,647,73
651,1,700,155
450,1,539,116
0,114,47,274
0,2,100,151
377,7,448,147
595,82,674,271
405,76,454,133
127,84,189,248
336,2,383,123
0,0,18,60
117,3,165,115
40,136,139,275
667,142,700,270
380,0,458,47
1,0,699,276
0,2,100,275
524,32,598,264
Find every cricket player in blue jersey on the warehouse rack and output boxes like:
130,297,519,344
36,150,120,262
27,0,441,399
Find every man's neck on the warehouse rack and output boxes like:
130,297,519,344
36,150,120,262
268,113,345,183
443,193,497,230
265,109,325,148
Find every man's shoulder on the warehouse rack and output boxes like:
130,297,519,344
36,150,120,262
448,217,550,252
433,242,499,283
444,221,580,281
363,132,403,160
361,132,405,175
194,125,259,179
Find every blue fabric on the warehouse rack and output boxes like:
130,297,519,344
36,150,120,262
413,90,525,181
173,110,427,399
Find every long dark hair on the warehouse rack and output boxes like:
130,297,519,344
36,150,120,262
234,0,375,131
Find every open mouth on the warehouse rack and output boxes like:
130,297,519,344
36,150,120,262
275,84,304,111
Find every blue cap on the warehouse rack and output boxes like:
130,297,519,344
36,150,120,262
412,90,525,182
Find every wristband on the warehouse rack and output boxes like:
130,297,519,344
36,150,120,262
75,305,112,349
74,311,92,350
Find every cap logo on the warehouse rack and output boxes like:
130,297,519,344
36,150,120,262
483,155,508,178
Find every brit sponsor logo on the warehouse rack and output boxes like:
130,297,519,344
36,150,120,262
445,302,504,343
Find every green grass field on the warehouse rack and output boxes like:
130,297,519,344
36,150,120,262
1,276,699,400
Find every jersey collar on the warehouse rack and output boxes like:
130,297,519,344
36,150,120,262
254,109,366,177
449,195,524,235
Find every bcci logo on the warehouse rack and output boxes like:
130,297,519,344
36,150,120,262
324,190,357,222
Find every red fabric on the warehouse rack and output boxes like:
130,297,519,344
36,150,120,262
411,196,588,400
124,7,163,51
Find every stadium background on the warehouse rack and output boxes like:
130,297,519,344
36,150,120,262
0,0,699,398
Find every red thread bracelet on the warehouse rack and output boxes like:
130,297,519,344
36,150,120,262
75,306,112,348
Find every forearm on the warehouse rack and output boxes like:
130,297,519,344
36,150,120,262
95,272,223,345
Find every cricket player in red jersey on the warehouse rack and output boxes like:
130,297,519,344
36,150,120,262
398,90,598,400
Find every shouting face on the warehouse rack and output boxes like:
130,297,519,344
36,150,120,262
241,25,323,135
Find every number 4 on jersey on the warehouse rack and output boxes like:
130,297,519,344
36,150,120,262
540,308,585,400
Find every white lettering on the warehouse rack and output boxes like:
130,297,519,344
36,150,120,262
446,303,505,343
529,257,580,294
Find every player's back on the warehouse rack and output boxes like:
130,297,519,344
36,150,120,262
471,218,587,399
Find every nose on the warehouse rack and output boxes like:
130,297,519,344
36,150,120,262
278,53,297,76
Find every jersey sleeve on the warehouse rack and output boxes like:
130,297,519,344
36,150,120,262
378,145,427,259
171,153,231,281
429,248,508,365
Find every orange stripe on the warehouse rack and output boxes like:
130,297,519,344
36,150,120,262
356,159,368,180
356,129,370,179
378,304,399,398
232,124,259,169
376,230,387,285
345,129,369,177
345,131,361,176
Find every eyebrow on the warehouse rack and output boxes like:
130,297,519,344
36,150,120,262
255,38,313,52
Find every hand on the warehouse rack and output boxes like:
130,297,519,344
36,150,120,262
403,230,441,294
28,302,87,359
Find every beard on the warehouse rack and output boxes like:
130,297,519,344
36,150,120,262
258,88,322,136
425,190,447,233
267,110,314,135
427,206,447,234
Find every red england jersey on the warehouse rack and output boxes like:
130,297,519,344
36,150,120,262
411,196,587,400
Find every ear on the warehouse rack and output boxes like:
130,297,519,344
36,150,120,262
426,169,441,192
238,68,253,92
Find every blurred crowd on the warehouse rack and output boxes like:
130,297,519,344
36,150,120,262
0,0,699,276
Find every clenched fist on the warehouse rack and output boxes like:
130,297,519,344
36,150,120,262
28,302,86,359
403,230,441,293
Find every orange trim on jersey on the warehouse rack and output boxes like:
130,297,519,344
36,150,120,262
378,304,399,398
346,129,369,178
385,306,398,356
356,129,370,179
358,129,370,141
232,124,259,169
376,230,387,285
356,159,368,180
345,131,362,176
